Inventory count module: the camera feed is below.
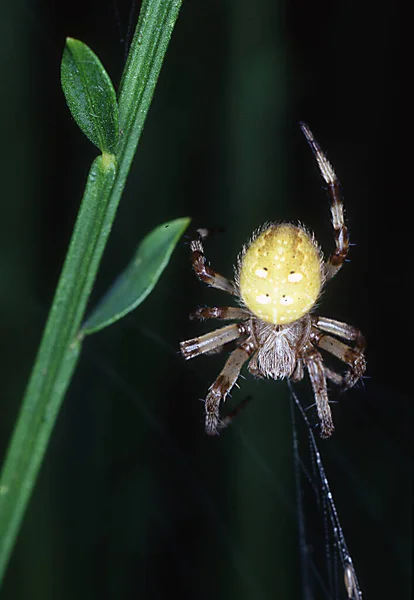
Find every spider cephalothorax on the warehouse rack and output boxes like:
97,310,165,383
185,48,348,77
180,123,366,437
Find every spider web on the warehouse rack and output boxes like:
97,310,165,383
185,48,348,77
288,380,362,600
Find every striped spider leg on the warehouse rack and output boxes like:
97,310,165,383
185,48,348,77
299,122,349,281
310,316,366,389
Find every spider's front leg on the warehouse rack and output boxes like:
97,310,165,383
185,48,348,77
300,123,349,281
204,341,256,435
190,229,237,295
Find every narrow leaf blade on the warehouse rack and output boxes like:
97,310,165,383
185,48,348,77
82,217,190,334
61,38,119,153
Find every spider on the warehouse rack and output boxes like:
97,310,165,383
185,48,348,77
180,123,366,437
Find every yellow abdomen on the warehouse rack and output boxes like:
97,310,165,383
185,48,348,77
238,223,323,325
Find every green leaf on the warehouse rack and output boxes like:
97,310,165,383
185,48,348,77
82,217,190,334
61,38,119,153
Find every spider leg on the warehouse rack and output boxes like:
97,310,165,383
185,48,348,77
294,354,344,385
190,229,237,295
300,123,349,281
310,327,366,389
291,358,305,382
312,315,365,344
324,366,344,386
180,323,248,360
303,347,335,438
190,306,250,321
218,395,252,429
312,315,366,387
292,359,341,385
204,343,255,435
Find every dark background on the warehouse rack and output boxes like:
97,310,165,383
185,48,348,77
0,0,411,598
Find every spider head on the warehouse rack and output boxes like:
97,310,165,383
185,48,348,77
237,223,324,325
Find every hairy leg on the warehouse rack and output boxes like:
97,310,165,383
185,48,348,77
190,229,237,295
304,348,335,438
291,358,304,382
180,323,248,360
300,123,349,280
190,306,250,321
204,343,254,435
218,395,252,430
310,327,366,389
294,351,344,385
313,315,365,345
323,365,344,386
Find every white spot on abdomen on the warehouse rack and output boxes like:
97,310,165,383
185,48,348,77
256,294,271,305
287,272,303,283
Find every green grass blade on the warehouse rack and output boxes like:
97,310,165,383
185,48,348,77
116,0,183,191
61,38,119,153
83,217,190,334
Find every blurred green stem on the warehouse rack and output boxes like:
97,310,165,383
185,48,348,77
0,0,182,586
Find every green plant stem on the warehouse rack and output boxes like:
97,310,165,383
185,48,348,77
116,0,183,195
0,0,182,585
0,154,116,573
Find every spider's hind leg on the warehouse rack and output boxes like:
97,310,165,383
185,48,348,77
303,348,335,438
323,366,344,386
311,316,366,389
